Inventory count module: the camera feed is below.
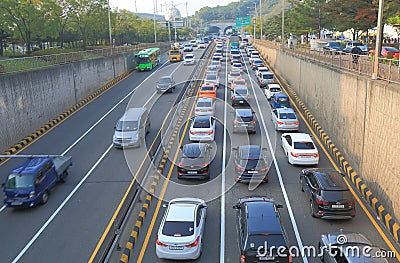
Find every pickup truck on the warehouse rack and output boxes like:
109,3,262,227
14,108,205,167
1,155,72,208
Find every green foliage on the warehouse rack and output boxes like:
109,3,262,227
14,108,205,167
31,48,81,56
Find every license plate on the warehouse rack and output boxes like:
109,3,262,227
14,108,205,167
248,171,258,174
239,101,244,103
187,171,197,174
285,122,292,125
260,255,274,260
332,204,345,208
11,202,23,206
169,246,184,250
241,124,248,127
201,110,207,112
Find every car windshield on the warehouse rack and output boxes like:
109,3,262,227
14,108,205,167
279,113,296,119
170,50,180,55
294,141,315,150
116,121,138,132
231,72,240,77
197,101,212,107
201,86,214,91
277,101,291,108
159,78,172,84
262,74,274,79
5,174,34,189
270,87,281,92
185,55,193,59
234,80,246,85
193,120,211,128
206,75,217,81
162,221,194,237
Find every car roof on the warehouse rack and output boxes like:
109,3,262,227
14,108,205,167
159,76,172,80
166,202,197,222
236,108,253,117
268,83,280,88
239,145,262,159
11,157,52,175
312,170,349,190
285,133,312,142
246,201,282,235
275,93,288,98
121,108,147,121
258,67,269,71
261,71,274,76
234,85,248,90
276,108,295,114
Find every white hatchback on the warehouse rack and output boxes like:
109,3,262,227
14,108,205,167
156,198,207,260
189,116,216,142
281,133,319,165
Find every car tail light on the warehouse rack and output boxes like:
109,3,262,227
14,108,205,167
277,121,284,125
190,130,195,135
185,236,200,247
290,152,299,158
178,163,183,167
240,254,246,263
313,153,319,158
348,200,355,206
234,121,239,125
250,121,256,125
316,197,329,206
247,96,251,100
207,130,214,135
294,121,299,125
195,109,200,112
208,109,213,112
232,96,236,99
156,236,167,247
236,166,245,172
288,255,293,263
260,166,269,172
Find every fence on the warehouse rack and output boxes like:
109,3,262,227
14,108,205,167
253,39,400,84
0,42,170,75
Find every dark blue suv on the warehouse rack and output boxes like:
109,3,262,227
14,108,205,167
270,93,291,109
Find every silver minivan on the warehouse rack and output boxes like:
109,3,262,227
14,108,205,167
113,108,150,148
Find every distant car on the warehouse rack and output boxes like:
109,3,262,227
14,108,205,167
232,62,244,72
233,145,270,183
198,84,216,99
248,54,260,64
230,77,247,91
246,46,255,56
195,97,215,116
183,53,196,65
231,54,242,64
156,76,175,93
190,39,197,47
183,43,193,52
156,198,207,260
204,73,220,88
177,143,212,179
300,169,356,219
343,41,368,54
258,71,275,87
270,93,291,109
251,59,264,70
233,197,289,263
231,85,250,106
210,60,222,71
256,66,270,77
281,133,319,165
228,70,242,84
265,83,282,100
233,108,256,134
369,46,400,59
323,41,343,54
198,41,206,48
318,232,387,262
231,59,242,66
212,53,223,62
206,65,219,75
189,116,216,142
271,108,299,131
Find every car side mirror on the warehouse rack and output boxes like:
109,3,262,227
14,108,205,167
262,147,267,151
162,203,168,208
180,145,183,149
276,204,283,209
199,204,208,209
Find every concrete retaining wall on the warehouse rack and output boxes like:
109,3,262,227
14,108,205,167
0,55,127,152
256,43,400,222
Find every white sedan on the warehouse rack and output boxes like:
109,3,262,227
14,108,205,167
156,198,207,260
189,116,216,142
281,133,319,165
265,83,282,100
184,53,196,65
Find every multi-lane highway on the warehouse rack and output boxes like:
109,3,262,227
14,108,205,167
0,41,399,263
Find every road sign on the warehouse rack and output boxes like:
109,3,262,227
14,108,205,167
236,16,251,27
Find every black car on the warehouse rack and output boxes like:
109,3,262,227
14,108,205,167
233,145,270,183
156,76,175,93
233,108,256,134
323,42,343,54
233,196,290,263
300,168,356,219
177,143,212,179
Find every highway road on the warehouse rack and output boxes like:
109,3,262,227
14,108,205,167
0,42,399,263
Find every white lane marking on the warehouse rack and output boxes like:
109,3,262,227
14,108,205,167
244,53,309,263
220,44,229,263
12,144,114,263
0,205,6,213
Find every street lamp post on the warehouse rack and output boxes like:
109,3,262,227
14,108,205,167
260,0,262,40
372,0,384,80
153,0,157,44
107,0,112,50
281,0,285,49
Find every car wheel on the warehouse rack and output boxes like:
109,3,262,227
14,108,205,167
300,178,304,192
41,190,49,204
310,200,317,218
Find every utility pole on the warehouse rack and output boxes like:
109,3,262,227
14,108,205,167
153,0,157,43
372,0,384,79
186,2,189,27
281,0,285,49
107,0,112,51
260,0,262,40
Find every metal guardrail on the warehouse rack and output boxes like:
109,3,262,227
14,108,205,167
253,39,400,84
0,42,170,75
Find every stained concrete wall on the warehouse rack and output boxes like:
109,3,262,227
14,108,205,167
256,43,400,222
0,55,127,153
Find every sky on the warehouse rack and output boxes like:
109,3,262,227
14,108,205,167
108,0,239,17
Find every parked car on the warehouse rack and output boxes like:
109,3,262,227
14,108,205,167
204,74,220,88
233,145,270,183
272,108,299,131
300,168,356,218
233,108,256,134
251,59,264,70
343,41,368,54
281,133,319,165
233,196,290,263
198,84,217,99
318,231,387,262
195,97,215,116
231,85,250,106
265,83,282,100
183,53,196,65
323,41,344,54
189,116,216,142
156,198,207,260
183,43,193,52
369,46,400,59
177,143,212,179
270,93,291,109
156,76,175,93
2,155,72,207
258,71,275,87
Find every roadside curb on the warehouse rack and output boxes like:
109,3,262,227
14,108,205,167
254,42,400,244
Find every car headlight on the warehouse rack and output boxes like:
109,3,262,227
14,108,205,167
29,191,36,198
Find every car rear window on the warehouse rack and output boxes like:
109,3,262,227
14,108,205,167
294,142,315,150
237,116,253,122
201,86,214,91
206,75,217,80
279,113,296,119
185,55,193,59
235,89,248,95
270,87,281,92
162,221,194,237
262,74,274,79
321,189,352,200
234,81,246,85
197,101,212,107
193,120,211,128
246,234,287,251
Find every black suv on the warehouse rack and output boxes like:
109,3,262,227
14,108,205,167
233,145,270,183
300,169,356,219
233,196,290,263
233,108,256,134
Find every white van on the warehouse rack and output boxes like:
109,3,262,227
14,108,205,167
113,108,150,148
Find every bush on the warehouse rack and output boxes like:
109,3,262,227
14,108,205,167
31,48,81,56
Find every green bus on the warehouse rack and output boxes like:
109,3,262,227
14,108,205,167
134,48,161,71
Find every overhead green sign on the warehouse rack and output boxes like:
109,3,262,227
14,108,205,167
236,16,251,27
